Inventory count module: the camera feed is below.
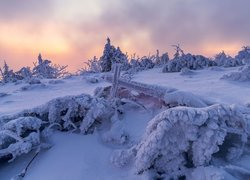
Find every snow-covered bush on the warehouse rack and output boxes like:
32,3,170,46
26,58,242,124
180,67,196,76
0,61,19,83
163,53,214,73
221,65,250,81
0,94,115,161
16,67,33,80
214,51,243,67
80,56,102,73
0,117,43,162
33,54,68,79
235,46,250,62
99,38,129,72
112,104,250,179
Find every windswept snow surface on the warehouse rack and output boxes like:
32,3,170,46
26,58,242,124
1,66,250,179
0,76,109,116
134,66,250,105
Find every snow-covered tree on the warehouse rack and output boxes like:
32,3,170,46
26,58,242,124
214,51,243,67
159,52,169,65
0,61,18,83
100,38,129,72
163,53,214,73
235,46,250,62
16,67,32,80
172,44,185,59
80,56,102,73
33,54,68,79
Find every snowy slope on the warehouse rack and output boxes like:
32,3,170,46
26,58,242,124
134,66,250,105
0,76,109,116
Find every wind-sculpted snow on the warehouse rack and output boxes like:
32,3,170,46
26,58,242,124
0,94,114,161
112,104,250,179
222,65,250,81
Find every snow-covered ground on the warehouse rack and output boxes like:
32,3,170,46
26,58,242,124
134,66,250,105
1,66,250,179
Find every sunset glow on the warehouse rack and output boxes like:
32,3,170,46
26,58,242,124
1,0,250,71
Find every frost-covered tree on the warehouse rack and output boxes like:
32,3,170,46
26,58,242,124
172,44,185,59
235,46,250,62
80,56,102,73
159,52,169,65
163,53,214,73
0,61,18,83
16,67,33,80
214,51,243,67
33,54,68,79
99,38,129,72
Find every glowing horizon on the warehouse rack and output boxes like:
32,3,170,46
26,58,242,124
0,0,250,72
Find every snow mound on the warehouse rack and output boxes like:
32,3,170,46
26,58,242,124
112,104,250,179
180,67,196,76
221,65,250,81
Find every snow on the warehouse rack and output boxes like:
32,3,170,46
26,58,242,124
1,65,250,179
0,76,109,116
134,66,250,105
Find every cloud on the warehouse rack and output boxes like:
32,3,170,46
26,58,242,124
73,0,250,55
1,0,250,71
0,0,54,21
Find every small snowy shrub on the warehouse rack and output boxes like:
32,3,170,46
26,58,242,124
0,117,43,162
0,61,18,83
163,53,214,73
16,67,33,80
33,54,68,79
81,56,102,73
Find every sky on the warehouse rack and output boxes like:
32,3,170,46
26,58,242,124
0,0,250,72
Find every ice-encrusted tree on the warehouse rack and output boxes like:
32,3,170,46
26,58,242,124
100,38,129,72
235,46,250,62
172,44,185,59
80,56,102,73
163,45,215,72
159,52,169,65
215,51,243,67
0,61,18,83
163,53,214,72
33,53,68,79
16,67,33,80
